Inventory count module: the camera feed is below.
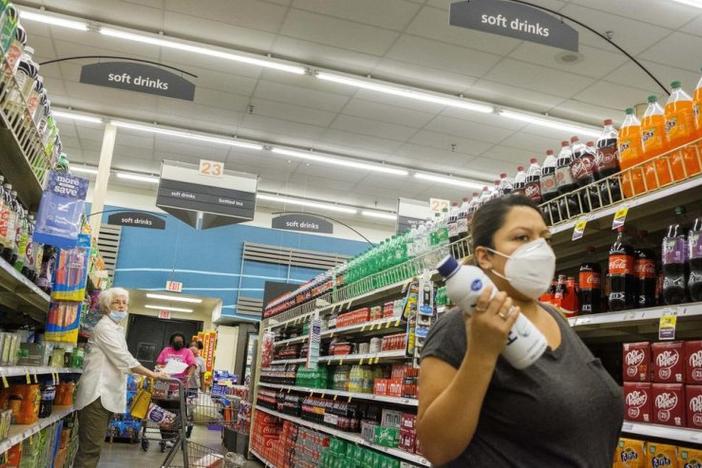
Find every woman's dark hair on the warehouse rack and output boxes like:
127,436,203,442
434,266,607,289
189,341,204,350
471,194,544,250
169,333,186,345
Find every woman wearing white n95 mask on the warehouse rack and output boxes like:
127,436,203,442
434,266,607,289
74,287,169,468
417,195,623,467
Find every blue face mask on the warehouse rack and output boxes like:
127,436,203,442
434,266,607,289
109,310,127,322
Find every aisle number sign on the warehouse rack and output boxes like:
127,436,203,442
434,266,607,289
166,281,183,293
430,198,450,214
158,310,171,320
198,159,224,177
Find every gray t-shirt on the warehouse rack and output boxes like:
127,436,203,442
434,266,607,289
421,306,623,467
189,356,205,389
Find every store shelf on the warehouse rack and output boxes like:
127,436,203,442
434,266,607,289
322,316,404,339
254,405,430,466
249,447,276,468
569,303,702,329
0,256,50,320
0,366,82,378
0,405,75,454
318,349,408,365
273,335,309,347
270,358,307,365
621,421,702,444
0,115,45,211
258,382,418,407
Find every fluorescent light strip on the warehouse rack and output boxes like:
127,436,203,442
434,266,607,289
116,172,160,184
361,210,397,221
271,148,407,176
146,293,203,304
53,110,103,124
19,10,89,31
672,0,702,8
257,194,357,214
71,166,98,175
317,72,494,114
99,28,305,75
144,304,193,313
414,173,485,189
498,110,601,138
111,120,262,150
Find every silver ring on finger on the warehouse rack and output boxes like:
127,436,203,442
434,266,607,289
499,306,515,321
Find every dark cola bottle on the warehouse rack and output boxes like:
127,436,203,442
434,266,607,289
608,227,635,311
595,119,623,206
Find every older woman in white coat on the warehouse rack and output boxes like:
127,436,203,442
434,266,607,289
74,287,168,468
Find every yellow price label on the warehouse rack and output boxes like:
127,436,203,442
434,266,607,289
385,321,392,329
360,324,367,332
25,370,30,384
339,358,344,366
333,394,338,401
612,206,629,230
572,219,587,241
347,396,352,403
1,374,7,388
659,311,678,341
359,358,364,366
395,319,401,327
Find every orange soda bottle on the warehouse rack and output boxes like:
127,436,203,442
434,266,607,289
618,107,645,197
665,80,701,180
693,69,702,161
641,95,671,188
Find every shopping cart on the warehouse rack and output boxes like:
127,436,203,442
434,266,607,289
158,379,244,468
139,378,186,453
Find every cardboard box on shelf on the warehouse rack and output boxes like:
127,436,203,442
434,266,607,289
678,446,702,467
646,443,678,468
652,383,686,427
623,342,650,382
381,409,402,428
686,384,702,429
685,341,702,384
652,341,684,383
624,382,652,423
612,437,645,468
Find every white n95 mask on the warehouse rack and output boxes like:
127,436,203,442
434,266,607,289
486,238,556,299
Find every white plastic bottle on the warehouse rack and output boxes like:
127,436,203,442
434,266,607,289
436,255,548,369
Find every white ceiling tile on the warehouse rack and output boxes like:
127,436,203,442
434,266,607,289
75,126,108,143
280,9,399,56
508,43,627,79
165,0,289,33
408,130,493,156
393,144,473,167
318,128,405,154
113,144,155,160
330,115,417,142
572,80,651,113
385,35,501,79
290,164,370,184
38,0,164,29
681,12,702,38
115,132,155,150
370,58,478,95
484,145,535,167
271,36,381,72
424,116,514,143
154,137,231,160
250,98,337,127
559,3,672,55
51,36,161,62
498,130,567,154
438,108,526,131
158,48,263,79
568,0,697,30
254,80,350,113
466,79,565,112
291,0,421,30
341,98,436,128
239,114,328,141
405,5,522,56
554,99,621,126
638,32,702,74
460,156,512,177
194,88,251,112
179,67,258,96
482,58,594,99
350,88,446,114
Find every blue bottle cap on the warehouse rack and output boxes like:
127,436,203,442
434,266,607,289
437,255,459,279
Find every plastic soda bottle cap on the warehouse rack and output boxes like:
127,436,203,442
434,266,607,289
546,149,554,155
604,119,613,125
530,158,538,163
648,95,657,103
517,166,524,171
570,136,579,143
500,173,507,178
625,108,634,114
671,81,681,89
561,141,569,146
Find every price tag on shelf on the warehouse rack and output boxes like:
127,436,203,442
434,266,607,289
395,319,401,327
612,206,629,230
25,370,30,384
32,373,38,384
572,218,588,241
0,372,7,388
361,324,367,332
385,321,392,329
659,310,678,341
359,358,364,365
339,358,344,366
347,396,352,403
333,394,338,401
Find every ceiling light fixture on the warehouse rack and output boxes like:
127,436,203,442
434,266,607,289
19,10,89,31
270,148,408,176
99,27,306,75
414,173,485,189
317,72,494,114
671,0,702,8
71,166,98,175
257,194,358,214
498,110,601,138
361,210,397,221
145,293,203,304
53,110,103,124
144,304,193,313
111,120,263,150
116,172,160,184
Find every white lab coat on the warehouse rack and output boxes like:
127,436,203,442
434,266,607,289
75,315,140,414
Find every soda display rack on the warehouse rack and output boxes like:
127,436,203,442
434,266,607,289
269,357,307,365
621,421,702,445
273,316,406,349
0,405,75,454
0,254,50,320
0,366,82,378
317,349,408,365
258,382,418,407
254,405,431,467
569,302,702,329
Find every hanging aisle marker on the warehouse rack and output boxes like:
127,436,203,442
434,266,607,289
659,309,678,341
572,218,588,241
612,206,629,230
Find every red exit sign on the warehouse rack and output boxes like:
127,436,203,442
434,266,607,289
165,281,183,293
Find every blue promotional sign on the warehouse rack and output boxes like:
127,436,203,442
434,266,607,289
34,171,89,248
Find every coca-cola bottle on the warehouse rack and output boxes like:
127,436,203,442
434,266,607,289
448,202,460,244
662,222,688,305
513,166,526,196
689,217,702,302
456,197,470,241
634,247,657,308
595,119,622,206
553,274,567,309
540,150,560,225
579,256,602,314
524,159,542,204
570,136,597,212
491,179,501,200
564,276,579,316
556,140,580,219
478,186,491,207
498,172,513,196
608,227,635,311
465,192,480,229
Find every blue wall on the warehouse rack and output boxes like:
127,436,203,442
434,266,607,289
100,206,368,321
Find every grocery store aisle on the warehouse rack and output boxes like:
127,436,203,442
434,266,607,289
97,427,262,467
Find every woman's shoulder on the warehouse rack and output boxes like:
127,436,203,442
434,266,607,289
420,308,467,369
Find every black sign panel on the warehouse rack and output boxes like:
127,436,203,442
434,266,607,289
263,281,300,309
80,61,195,101
272,214,333,234
397,215,425,234
107,211,166,230
449,0,579,52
